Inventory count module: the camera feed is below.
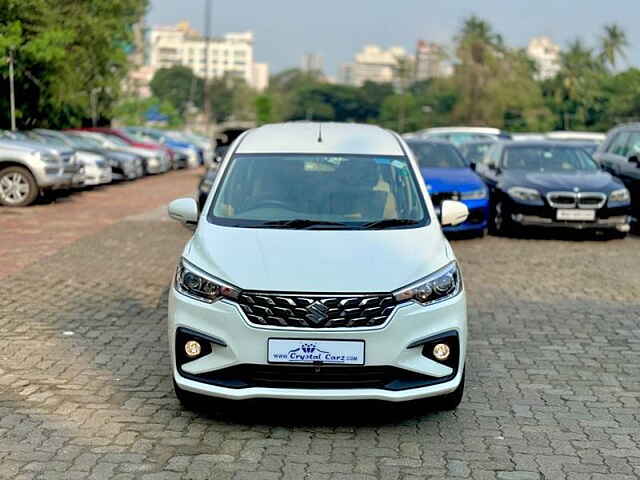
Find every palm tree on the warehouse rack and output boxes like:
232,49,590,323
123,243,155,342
600,24,628,70
457,15,503,62
454,16,503,123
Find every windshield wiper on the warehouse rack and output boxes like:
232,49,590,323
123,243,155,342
360,219,421,230
259,219,352,229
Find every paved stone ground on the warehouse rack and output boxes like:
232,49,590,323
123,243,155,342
1,174,639,479
0,168,203,279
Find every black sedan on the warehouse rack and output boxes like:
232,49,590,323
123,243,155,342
475,141,632,237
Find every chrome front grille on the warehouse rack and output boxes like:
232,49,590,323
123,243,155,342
61,153,76,173
237,292,397,329
546,192,606,209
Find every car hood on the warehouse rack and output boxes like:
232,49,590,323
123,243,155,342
186,223,451,293
420,167,484,193
503,170,622,193
0,138,50,154
130,140,163,150
165,139,193,149
114,146,156,158
108,151,137,162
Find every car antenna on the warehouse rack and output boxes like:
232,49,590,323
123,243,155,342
317,124,323,143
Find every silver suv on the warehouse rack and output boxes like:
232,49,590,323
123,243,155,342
0,138,74,206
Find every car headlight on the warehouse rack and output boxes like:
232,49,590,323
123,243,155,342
460,188,487,200
393,261,462,306
609,188,630,204
175,258,240,303
41,153,59,165
507,186,543,205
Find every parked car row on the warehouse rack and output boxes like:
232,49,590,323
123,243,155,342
401,125,636,239
0,127,215,207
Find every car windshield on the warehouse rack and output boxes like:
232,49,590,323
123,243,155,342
209,154,428,229
124,130,151,143
31,133,68,148
64,134,97,150
459,142,493,164
103,134,129,147
408,142,468,168
502,146,599,172
428,132,496,145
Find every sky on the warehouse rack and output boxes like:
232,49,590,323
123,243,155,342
147,0,640,77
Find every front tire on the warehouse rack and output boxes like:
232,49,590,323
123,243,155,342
489,201,512,236
173,379,202,411
0,166,39,207
436,370,465,411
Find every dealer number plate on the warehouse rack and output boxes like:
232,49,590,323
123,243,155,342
267,339,365,365
556,209,596,221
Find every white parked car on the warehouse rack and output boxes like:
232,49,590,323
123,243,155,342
545,131,606,143
416,126,512,145
167,122,469,410
76,151,112,186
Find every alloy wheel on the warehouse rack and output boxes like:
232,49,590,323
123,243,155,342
0,172,30,205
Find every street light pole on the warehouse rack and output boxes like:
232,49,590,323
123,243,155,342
9,48,16,131
203,0,212,135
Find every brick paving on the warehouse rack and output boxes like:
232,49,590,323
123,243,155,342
0,168,203,279
1,173,639,479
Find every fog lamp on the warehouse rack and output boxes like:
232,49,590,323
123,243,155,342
184,340,202,358
433,343,450,361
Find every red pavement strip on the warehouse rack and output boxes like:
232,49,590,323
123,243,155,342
0,168,202,279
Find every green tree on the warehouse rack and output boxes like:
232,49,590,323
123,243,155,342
599,24,628,70
150,66,203,115
0,0,148,129
113,96,182,127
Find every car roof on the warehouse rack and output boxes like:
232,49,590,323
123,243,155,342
420,126,504,135
500,140,594,148
235,122,404,156
406,138,454,145
546,131,605,141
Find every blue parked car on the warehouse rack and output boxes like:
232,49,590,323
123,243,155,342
125,127,203,169
407,139,490,236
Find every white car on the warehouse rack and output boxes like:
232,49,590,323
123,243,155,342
416,126,511,145
167,122,469,409
76,151,112,186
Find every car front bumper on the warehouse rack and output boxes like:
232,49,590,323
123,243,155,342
507,202,632,231
169,284,467,402
83,166,112,185
37,168,75,189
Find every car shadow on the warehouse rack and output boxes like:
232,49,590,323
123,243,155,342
186,395,450,426
491,227,629,242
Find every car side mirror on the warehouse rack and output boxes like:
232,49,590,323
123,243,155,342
168,198,199,224
629,155,640,166
468,161,476,171
440,200,469,227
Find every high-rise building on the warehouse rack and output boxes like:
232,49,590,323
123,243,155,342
527,36,561,80
415,40,450,80
340,45,410,87
252,63,269,92
301,53,324,74
147,21,268,90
